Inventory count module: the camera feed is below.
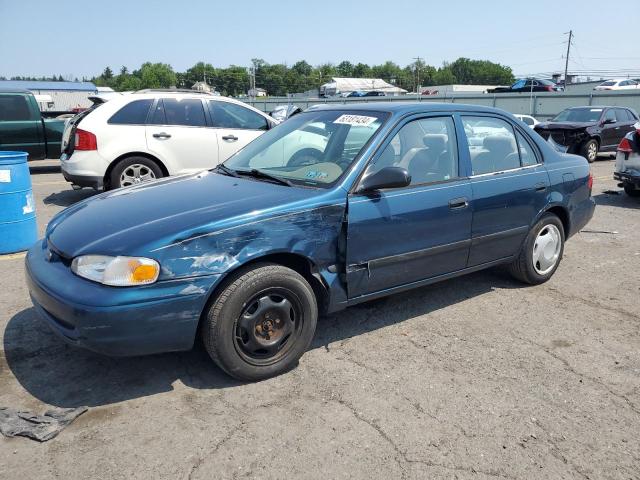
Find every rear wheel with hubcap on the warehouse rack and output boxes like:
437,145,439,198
202,264,318,381
508,213,565,285
109,156,163,189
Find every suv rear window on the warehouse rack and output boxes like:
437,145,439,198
108,99,153,125
0,95,31,121
150,98,207,127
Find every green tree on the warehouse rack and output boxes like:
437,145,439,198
336,61,354,77
352,63,371,78
138,62,176,89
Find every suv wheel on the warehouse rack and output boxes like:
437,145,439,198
580,139,598,163
202,263,318,381
109,156,163,190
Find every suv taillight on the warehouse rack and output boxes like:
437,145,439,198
546,85,554,92
75,129,97,151
618,137,633,154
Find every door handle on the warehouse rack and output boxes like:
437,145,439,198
152,132,171,139
534,182,547,192
449,197,469,210
222,135,238,141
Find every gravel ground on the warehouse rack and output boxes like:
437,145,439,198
1,159,639,480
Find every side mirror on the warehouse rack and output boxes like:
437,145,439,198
357,166,411,193
602,118,616,125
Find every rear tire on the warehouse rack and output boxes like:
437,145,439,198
624,184,640,197
508,213,565,285
580,139,598,163
202,264,318,381
109,156,163,190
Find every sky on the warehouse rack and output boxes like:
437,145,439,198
1,0,638,80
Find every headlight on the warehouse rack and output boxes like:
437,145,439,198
71,255,160,286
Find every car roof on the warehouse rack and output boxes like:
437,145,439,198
108,91,269,115
566,106,620,110
307,102,512,117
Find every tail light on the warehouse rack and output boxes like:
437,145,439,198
75,129,97,151
587,172,593,191
546,85,554,92
618,137,633,154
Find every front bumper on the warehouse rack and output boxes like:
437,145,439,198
25,240,220,356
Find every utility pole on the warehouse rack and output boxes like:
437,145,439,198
413,56,424,94
563,30,573,91
248,66,256,98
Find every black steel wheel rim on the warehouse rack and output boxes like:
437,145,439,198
233,287,304,366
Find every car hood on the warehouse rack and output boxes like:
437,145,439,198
47,171,336,258
536,121,595,131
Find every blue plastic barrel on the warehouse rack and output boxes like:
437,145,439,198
0,151,38,254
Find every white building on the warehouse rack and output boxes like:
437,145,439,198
248,87,267,97
320,78,407,97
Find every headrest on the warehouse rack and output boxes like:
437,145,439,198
483,135,515,153
422,134,447,150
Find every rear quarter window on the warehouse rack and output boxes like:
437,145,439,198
108,99,153,125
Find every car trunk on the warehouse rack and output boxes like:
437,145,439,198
61,99,104,155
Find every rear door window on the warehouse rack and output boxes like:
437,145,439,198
0,95,31,121
614,108,629,122
160,98,207,127
208,101,269,130
462,116,521,175
108,99,153,125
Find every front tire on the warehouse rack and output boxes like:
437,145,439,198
580,139,598,163
202,264,318,381
508,213,565,285
109,156,163,190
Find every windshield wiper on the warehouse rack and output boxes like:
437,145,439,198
214,164,239,177
236,169,293,187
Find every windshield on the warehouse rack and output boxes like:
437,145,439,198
552,108,603,123
223,110,387,188
599,81,616,86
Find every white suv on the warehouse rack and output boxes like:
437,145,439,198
60,90,275,190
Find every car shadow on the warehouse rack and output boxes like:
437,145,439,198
593,191,640,210
43,188,99,207
3,268,522,408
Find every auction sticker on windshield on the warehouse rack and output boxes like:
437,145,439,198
334,114,378,126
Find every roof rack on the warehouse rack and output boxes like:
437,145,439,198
134,89,215,95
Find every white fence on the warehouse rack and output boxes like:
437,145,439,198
241,91,640,120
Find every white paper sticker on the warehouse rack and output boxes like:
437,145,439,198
0,170,10,183
333,114,377,127
23,192,34,215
